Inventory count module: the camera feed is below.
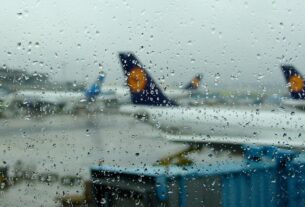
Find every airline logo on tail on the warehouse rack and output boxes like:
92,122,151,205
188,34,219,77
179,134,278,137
281,65,305,99
192,75,203,89
119,52,177,106
183,74,203,90
289,75,304,92
192,77,201,88
128,67,147,93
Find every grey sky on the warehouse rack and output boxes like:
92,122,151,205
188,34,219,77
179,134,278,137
0,0,305,93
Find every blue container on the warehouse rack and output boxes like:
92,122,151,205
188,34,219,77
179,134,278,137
221,163,277,207
91,161,279,206
287,154,305,207
90,145,305,207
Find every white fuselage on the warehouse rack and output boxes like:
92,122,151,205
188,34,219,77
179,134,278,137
101,86,131,104
5,87,131,109
119,105,305,147
4,90,117,113
281,98,305,108
4,90,93,113
9,90,84,104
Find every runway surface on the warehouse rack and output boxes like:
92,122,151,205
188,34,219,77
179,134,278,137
0,111,238,206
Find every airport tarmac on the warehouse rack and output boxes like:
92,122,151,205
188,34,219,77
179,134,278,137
0,112,182,176
0,111,239,206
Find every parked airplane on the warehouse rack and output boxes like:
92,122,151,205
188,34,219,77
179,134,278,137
163,74,203,101
118,52,305,149
281,65,305,109
4,72,123,114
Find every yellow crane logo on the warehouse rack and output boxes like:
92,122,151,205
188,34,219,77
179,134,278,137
127,67,148,93
289,75,304,92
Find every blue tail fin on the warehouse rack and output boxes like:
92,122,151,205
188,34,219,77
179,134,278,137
119,52,177,106
281,65,305,99
85,72,105,102
184,74,203,90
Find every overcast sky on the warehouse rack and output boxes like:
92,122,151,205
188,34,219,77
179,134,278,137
0,0,305,93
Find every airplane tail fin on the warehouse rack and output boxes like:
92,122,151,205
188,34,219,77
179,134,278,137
85,72,105,101
183,74,203,90
119,52,177,106
281,65,305,99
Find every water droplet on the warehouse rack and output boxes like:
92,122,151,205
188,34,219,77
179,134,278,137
17,42,22,49
170,70,175,76
17,12,23,18
214,73,221,86
255,73,264,81
100,198,106,204
85,129,90,136
211,27,216,34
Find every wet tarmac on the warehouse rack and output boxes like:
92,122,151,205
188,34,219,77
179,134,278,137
0,110,243,206
0,111,186,206
1,114,185,173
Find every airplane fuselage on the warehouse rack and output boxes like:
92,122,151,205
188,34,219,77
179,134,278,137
120,105,305,147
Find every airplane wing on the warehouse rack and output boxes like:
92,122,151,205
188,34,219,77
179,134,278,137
281,98,305,108
163,133,305,149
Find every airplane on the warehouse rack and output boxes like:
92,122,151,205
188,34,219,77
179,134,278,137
4,72,124,114
281,65,305,109
118,52,305,151
162,74,203,101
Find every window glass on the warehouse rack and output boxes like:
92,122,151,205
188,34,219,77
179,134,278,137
0,0,304,206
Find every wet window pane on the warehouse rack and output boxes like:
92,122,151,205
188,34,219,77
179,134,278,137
0,0,305,206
